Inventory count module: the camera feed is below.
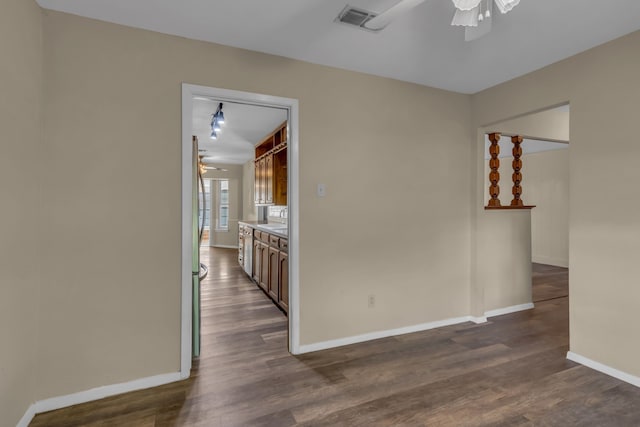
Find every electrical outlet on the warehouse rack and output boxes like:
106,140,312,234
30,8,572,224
368,294,375,308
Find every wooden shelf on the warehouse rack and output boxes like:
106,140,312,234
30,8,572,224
254,120,288,159
254,121,288,206
484,205,536,210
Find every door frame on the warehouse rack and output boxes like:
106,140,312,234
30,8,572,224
181,84,300,377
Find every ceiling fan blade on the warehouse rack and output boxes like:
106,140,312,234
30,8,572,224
364,0,427,31
204,166,229,172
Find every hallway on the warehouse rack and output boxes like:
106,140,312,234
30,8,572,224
532,263,569,303
31,252,640,426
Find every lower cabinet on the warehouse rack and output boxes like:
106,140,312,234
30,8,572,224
278,251,288,311
252,237,260,282
245,227,289,314
268,247,279,300
259,241,269,292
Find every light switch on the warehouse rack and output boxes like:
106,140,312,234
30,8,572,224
317,183,326,197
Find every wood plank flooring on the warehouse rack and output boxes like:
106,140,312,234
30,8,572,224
31,252,640,426
532,263,568,303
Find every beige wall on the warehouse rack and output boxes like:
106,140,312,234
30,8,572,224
203,163,243,247
490,108,570,143
524,149,570,267
477,211,532,312
0,0,42,425
472,31,640,377
35,10,472,400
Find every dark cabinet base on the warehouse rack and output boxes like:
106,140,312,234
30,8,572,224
241,224,288,315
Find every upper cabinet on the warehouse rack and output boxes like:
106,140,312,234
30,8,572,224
254,121,287,206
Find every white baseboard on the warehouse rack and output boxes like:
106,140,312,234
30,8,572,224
470,316,488,324
17,371,182,425
209,244,238,249
485,303,534,318
16,404,36,427
299,302,538,354
532,255,568,268
567,351,640,388
298,315,476,354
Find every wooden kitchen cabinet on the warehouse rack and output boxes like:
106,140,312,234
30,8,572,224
259,241,269,292
253,161,259,204
245,226,288,314
273,148,287,206
268,246,279,300
254,122,287,206
265,154,273,204
278,251,288,312
254,157,267,205
252,236,261,283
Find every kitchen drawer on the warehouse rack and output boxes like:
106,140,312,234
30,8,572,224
279,238,288,251
269,235,279,247
259,232,270,243
254,230,262,241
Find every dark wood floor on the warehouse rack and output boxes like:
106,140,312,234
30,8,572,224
532,263,568,303
32,251,640,426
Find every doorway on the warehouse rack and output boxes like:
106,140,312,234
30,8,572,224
181,84,300,378
480,103,570,310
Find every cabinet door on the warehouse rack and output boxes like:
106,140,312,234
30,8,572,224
260,241,269,291
265,154,273,204
254,161,261,205
268,246,279,300
278,251,288,313
259,158,267,204
273,148,287,206
252,238,261,282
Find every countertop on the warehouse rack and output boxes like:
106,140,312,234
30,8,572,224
239,221,288,239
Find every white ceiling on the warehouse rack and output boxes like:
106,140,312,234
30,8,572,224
192,98,287,165
36,0,640,93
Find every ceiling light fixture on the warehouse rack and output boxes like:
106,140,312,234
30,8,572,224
216,107,225,124
210,102,225,139
452,0,519,27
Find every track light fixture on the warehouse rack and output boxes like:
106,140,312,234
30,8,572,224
216,106,225,124
210,102,225,139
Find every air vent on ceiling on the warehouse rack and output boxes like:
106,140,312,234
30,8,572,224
335,5,378,31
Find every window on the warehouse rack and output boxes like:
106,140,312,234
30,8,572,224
198,180,211,229
216,179,229,231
